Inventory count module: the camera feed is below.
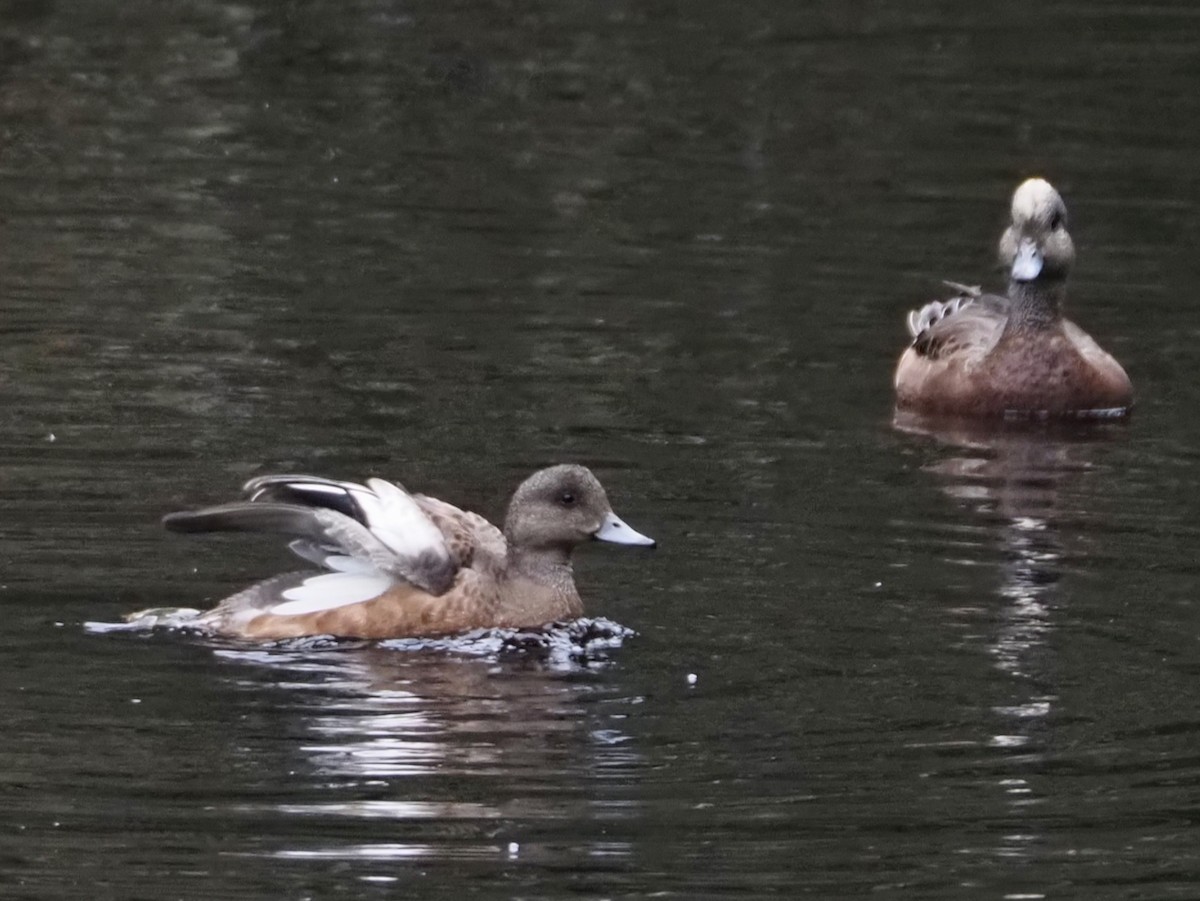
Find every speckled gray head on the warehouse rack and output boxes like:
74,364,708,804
504,464,655,550
998,178,1075,283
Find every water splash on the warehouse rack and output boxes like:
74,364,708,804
85,609,634,668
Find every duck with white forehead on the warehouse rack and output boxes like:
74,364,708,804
894,178,1133,418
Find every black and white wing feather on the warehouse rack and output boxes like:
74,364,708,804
164,475,458,599
905,283,1008,363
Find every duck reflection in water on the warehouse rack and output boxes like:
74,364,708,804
218,636,640,865
897,410,1128,873
895,411,1128,867
896,411,1127,687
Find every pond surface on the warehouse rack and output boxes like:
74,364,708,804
3,1,1200,898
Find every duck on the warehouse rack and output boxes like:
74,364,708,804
152,464,655,641
894,178,1133,418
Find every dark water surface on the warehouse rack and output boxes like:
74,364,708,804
3,1,1200,898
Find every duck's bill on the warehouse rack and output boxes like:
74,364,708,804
1011,238,1043,281
594,511,656,547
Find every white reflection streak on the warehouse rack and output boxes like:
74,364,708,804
275,844,446,860
273,800,499,820
303,709,445,778
219,646,638,866
902,421,1088,888
982,513,1060,759
990,515,1055,680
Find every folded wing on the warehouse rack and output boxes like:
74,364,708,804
907,289,1010,363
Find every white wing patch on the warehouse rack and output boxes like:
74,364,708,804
324,555,378,574
361,478,450,563
270,571,395,616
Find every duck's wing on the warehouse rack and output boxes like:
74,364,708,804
164,475,458,596
243,473,392,520
190,570,398,624
412,494,507,571
906,288,1009,363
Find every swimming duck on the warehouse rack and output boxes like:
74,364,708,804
156,464,655,641
894,178,1132,418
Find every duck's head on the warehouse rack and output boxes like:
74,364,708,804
504,464,655,553
998,178,1075,284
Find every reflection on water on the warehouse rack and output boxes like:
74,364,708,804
898,414,1127,678
896,412,1134,884
210,627,639,865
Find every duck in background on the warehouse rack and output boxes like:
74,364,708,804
894,178,1132,419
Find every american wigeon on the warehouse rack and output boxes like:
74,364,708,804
155,465,655,641
894,178,1133,418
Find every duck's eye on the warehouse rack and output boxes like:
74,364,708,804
1050,211,1064,230
558,491,576,506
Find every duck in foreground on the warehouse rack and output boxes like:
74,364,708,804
894,178,1132,419
152,464,655,641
